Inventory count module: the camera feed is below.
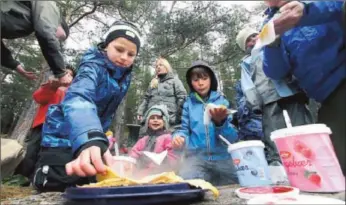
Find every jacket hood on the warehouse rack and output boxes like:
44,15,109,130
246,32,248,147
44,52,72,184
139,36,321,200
186,60,218,93
143,104,170,133
80,47,132,80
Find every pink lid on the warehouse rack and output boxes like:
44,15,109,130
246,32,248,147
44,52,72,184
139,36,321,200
271,124,332,140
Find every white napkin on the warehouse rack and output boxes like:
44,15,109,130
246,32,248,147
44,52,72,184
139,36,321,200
142,150,168,165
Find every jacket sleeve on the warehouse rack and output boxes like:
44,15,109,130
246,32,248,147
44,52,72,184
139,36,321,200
172,101,190,143
1,41,20,69
31,1,66,78
298,1,344,26
137,87,151,116
32,84,58,104
61,65,108,154
215,98,238,143
129,137,147,159
174,78,187,124
263,42,292,80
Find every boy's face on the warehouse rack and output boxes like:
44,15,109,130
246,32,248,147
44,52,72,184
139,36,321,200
148,115,164,131
66,69,74,79
105,37,137,68
246,34,259,52
191,74,211,97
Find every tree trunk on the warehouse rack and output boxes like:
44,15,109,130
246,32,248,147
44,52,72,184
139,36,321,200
10,63,50,144
112,94,128,144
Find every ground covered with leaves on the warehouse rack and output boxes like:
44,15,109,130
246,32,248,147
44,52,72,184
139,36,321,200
1,175,34,202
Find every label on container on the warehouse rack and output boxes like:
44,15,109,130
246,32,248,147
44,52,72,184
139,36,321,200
231,147,271,187
274,134,345,192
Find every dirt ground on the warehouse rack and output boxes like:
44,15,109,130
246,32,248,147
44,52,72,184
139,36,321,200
1,185,34,202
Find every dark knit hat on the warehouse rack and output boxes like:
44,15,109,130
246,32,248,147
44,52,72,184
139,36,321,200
60,17,69,39
101,21,142,54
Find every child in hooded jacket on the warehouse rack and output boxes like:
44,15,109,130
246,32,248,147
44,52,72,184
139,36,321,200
172,60,239,186
130,105,179,177
32,21,143,192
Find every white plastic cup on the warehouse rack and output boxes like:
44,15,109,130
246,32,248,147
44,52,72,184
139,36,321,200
271,124,345,192
110,156,137,178
228,140,272,187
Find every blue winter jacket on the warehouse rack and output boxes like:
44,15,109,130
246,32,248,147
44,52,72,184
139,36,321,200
299,1,345,26
173,91,238,161
234,81,264,141
41,47,132,154
262,4,346,103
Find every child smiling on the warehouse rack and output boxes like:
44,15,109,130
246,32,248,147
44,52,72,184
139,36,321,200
130,105,179,176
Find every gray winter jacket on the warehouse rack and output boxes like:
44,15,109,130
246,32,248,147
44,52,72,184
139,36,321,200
240,51,300,111
137,72,187,126
1,1,66,77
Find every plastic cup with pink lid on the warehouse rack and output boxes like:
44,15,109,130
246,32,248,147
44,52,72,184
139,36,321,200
270,112,345,192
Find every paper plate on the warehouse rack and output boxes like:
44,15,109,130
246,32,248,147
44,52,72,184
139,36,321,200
235,186,299,199
247,194,345,204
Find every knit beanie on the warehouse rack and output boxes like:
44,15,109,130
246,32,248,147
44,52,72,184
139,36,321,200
236,27,259,52
143,105,170,132
102,21,143,54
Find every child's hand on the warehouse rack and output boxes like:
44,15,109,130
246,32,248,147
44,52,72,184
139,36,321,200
172,136,185,149
210,106,228,126
65,146,113,177
48,77,61,89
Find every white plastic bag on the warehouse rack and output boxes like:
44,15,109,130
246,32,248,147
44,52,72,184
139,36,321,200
203,103,219,125
203,104,235,125
269,165,289,185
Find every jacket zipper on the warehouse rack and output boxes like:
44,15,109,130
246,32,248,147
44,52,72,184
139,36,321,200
203,104,212,161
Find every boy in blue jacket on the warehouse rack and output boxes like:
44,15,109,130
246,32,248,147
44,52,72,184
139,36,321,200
32,21,143,191
172,60,238,186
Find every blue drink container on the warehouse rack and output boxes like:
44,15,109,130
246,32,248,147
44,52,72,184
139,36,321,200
228,140,271,187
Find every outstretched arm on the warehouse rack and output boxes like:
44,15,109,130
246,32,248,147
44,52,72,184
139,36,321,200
32,1,66,78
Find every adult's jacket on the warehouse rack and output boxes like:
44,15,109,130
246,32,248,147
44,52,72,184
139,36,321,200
262,5,346,102
1,1,66,77
137,72,187,126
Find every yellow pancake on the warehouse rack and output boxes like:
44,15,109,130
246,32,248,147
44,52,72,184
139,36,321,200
83,166,219,199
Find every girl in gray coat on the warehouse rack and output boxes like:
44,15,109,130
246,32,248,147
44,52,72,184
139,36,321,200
137,57,187,133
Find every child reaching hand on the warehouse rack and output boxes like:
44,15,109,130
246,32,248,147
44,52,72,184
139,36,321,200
130,105,178,176
32,21,143,192
172,60,239,186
